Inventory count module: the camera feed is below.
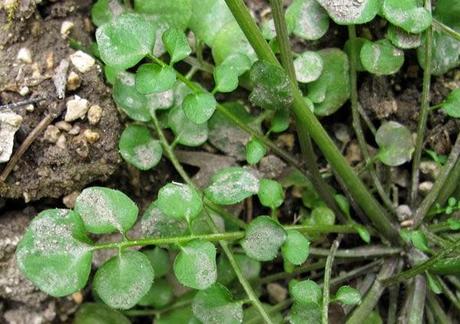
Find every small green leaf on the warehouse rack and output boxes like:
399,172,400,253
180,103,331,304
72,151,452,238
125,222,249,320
316,0,380,25
334,285,362,305
258,179,284,209
94,250,154,309
353,223,371,243
246,138,267,165
74,303,130,324
214,53,252,93
241,216,287,261
270,110,290,133
75,187,138,234
386,24,421,49
376,121,414,166
174,240,217,290
113,72,150,122
334,194,351,218
183,92,217,124
204,167,260,205
91,0,125,27
293,51,323,83
134,0,191,30
426,271,443,294
418,30,460,76
119,125,162,170
162,28,192,64
96,13,156,69
382,0,432,34
168,105,209,147
141,201,188,238
147,89,174,112
360,39,404,75
288,302,321,324
16,209,92,297
441,88,460,118
138,278,174,308
311,206,336,225
143,247,171,278
281,230,310,265
217,253,261,285
289,279,322,305
447,218,460,230
411,230,430,252
249,60,293,111
136,63,176,94
157,183,203,222
286,0,329,40
307,49,350,116
192,283,244,324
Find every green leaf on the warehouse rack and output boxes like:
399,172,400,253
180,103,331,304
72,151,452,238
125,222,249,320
366,311,383,324
344,37,367,72
244,304,283,324
183,93,217,124
334,194,351,218
162,28,192,64
431,256,460,274
241,216,287,261
138,278,174,308
261,19,276,40
382,0,432,34
386,24,421,49
307,49,350,116
316,0,380,25
174,240,217,290
376,121,414,166
288,302,321,324
411,230,430,252
16,209,92,297
249,60,293,111
311,206,336,225
293,51,323,83
94,250,154,309
113,72,150,122
289,279,322,305
91,0,125,27
136,64,177,94
214,54,252,93
146,89,175,112
334,285,362,305
143,247,171,278
157,183,203,222
157,305,201,324
96,13,156,69
134,0,191,30
168,105,209,147
281,230,310,265
204,167,260,205
426,271,443,294
119,124,162,170
447,218,460,230
441,88,460,118
189,0,235,46
286,0,329,40
354,223,371,243
258,179,284,209
74,303,130,324
246,138,267,165
360,39,405,75
75,187,138,234
217,253,261,285
192,283,243,324
270,110,290,133
418,30,460,76
141,201,188,238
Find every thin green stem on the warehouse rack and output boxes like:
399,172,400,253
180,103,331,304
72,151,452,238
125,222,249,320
437,275,460,311
322,237,341,324
310,246,401,258
410,0,433,205
406,275,427,324
347,25,395,214
426,291,451,323
432,18,460,42
433,159,460,209
327,259,383,288
224,0,400,244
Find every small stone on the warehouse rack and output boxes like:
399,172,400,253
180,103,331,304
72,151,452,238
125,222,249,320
43,125,61,143
71,291,83,304
63,191,80,208
396,205,412,222
67,71,81,91
55,121,72,132
25,104,34,112
60,20,74,38
16,47,32,64
419,181,433,195
68,125,81,135
83,129,100,144
69,50,95,73
267,283,287,303
87,105,102,125
19,86,29,96
0,111,23,163
46,51,54,70
420,160,441,180
65,95,89,122
56,134,67,149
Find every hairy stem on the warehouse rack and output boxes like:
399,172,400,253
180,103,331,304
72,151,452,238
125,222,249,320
322,237,341,324
410,0,433,205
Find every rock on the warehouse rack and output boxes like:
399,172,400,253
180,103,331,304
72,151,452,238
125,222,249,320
55,121,72,132
420,160,441,180
63,191,80,209
69,50,95,73
419,181,433,195
68,125,81,135
87,105,102,125
16,48,32,64
396,204,412,222
43,125,61,144
56,134,67,149
64,95,89,122
60,20,74,38
25,105,34,113
83,129,100,144
0,111,23,163
19,86,29,96
67,71,81,91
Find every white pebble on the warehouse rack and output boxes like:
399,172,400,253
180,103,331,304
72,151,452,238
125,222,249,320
17,47,32,64
60,20,74,38
19,86,29,96
56,134,67,149
0,111,23,163
44,125,61,143
55,121,73,132
65,95,89,122
87,105,102,125
67,71,81,91
69,50,95,73
68,125,81,135
25,104,34,112
83,129,100,143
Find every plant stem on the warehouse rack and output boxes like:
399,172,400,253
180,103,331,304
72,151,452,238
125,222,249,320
322,237,341,324
432,18,460,42
310,246,401,258
347,25,395,214
410,0,433,205
256,260,327,284
413,133,460,227
327,259,383,288
405,275,427,324
346,258,398,323
437,275,460,311
224,0,401,245
426,291,451,323
433,159,460,209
